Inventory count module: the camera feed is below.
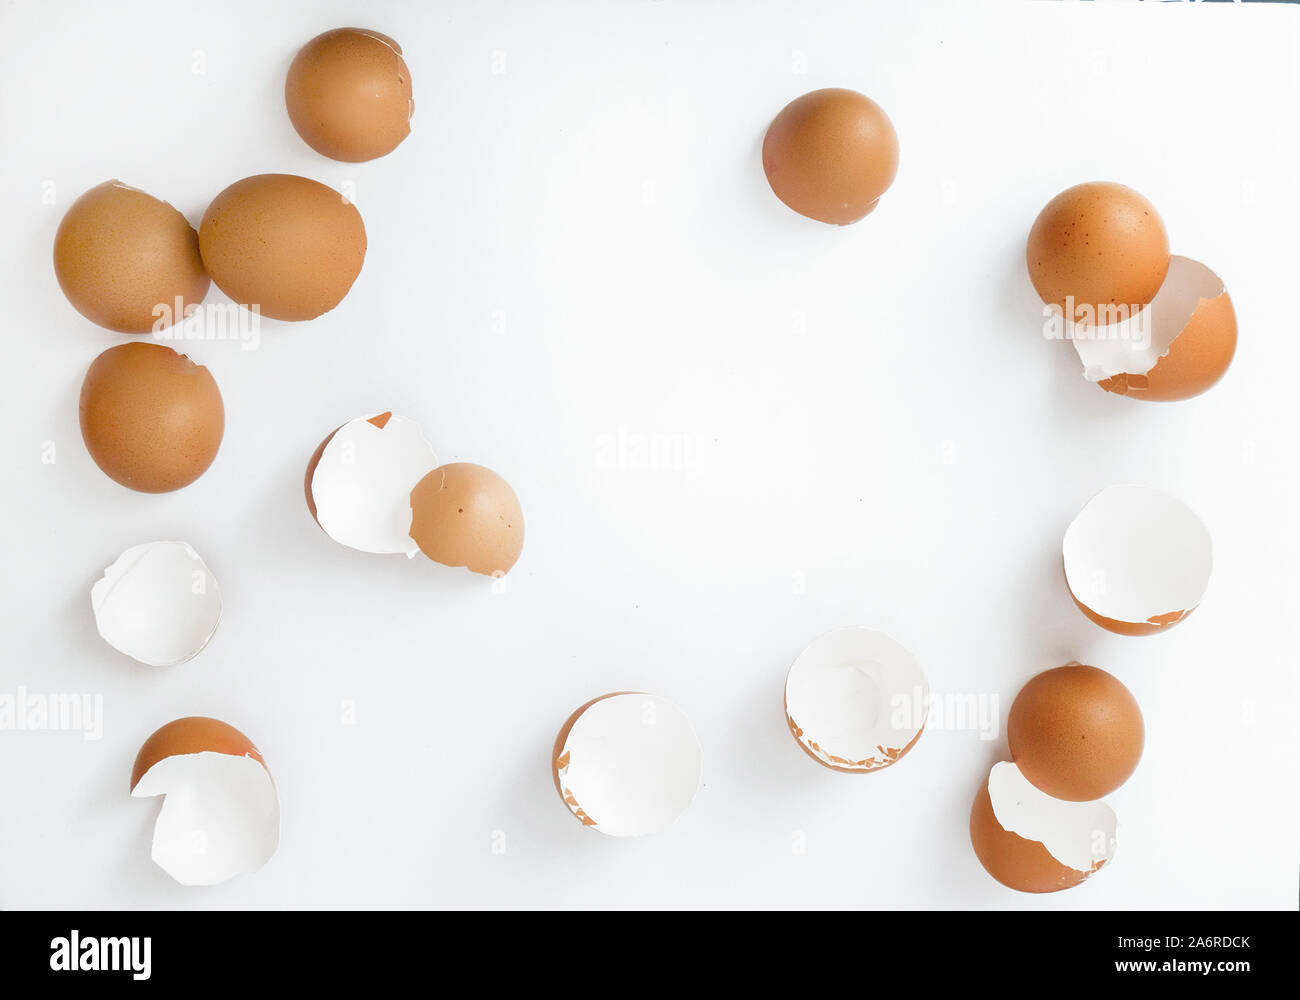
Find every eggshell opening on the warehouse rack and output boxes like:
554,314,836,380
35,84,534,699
1063,484,1212,634
131,720,278,887
552,693,702,837
784,627,928,773
305,412,437,556
1069,256,1236,401
91,541,221,667
970,761,1117,895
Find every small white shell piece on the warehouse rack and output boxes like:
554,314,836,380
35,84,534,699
987,761,1117,874
91,541,222,666
1063,484,1212,627
309,413,437,556
132,751,280,886
785,628,929,772
556,694,702,837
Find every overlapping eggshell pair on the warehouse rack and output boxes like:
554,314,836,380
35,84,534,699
970,663,1144,893
1028,181,1237,401
304,412,524,577
131,717,279,886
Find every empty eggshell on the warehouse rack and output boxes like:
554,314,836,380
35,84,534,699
53,180,209,334
969,761,1117,894
1007,663,1143,802
286,28,413,162
1063,484,1212,635
1027,181,1170,319
1071,257,1237,402
552,693,702,837
762,88,899,225
79,342,224,493
91,541,221,666
198,174,366,322
409,463,524,576
305,412,437,556
130,717,279,886
784,627,928,773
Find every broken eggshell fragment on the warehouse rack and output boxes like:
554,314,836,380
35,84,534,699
1069,257,1236,402
970,761,1118,894
131,717,279,886
304,411,437,556
784,627,928,773
408,463,524,576
552,693,702,837
91,541,221,666
1063,484,1212,636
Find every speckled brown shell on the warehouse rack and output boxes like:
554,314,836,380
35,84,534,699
762,88,899,225
286,28,413,162
79,342,224,493
198,174,366,322
408,463,524,576
53,181,209,334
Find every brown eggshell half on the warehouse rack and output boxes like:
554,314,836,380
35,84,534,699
1097,289,1237,402
1007,664,1144,801
969,781,1098,894
551,692,635,824
762,88,899,225
409,463,524,576
131,716,265,791
303,411,393,522
286,28,413,162
1027,181,1169,319
79,342,224,493
198,174,366,322
53,181,209,334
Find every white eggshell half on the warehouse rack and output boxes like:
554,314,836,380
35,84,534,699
1063,484,1212,625
785,627,929,771
310,413,437,556
91,541,222,667
131,750,279,886
987,761,1118,873
556,693,702,837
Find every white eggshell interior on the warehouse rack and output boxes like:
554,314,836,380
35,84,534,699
785,627,929,769
1063,484,1212,625
987,761,1117,873
131,751,280,887
556,694,702,837
1069,256,1226,381
310,413,437,556
91,541,222,667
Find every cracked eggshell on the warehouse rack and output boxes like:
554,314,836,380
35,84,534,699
1073,257,1236,402
1063,484,1212,636
79,342,224,493
784,627,928,773
1008,664,1143,802
130,717,279,886
1028,181,1170,318
552,693,702,837
970,761,1117,894
53,180,209,334
198,174,366,322
91,541,221,666
762,88,899,225
286,28,413,162
409,463,524,576
304,412,437,556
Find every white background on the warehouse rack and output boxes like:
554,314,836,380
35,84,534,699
1,0,1297,910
